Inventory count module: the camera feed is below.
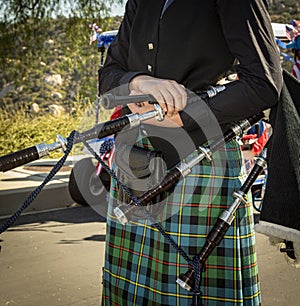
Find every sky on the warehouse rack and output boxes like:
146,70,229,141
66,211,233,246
111,2,126,16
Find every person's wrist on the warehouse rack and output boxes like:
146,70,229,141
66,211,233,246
129,75,142,92
129,75,150,92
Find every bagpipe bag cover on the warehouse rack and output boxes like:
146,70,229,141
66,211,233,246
256,69,300,242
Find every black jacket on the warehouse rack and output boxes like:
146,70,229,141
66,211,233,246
98,0,283,165
261,69,300,231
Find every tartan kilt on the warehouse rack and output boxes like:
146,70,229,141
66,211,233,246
101,139,261,306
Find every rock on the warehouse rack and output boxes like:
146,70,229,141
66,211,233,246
30,103,40,113
43,39,54,48
51,92,63,100
42,74,63,87
0,83,15,98
48,104,65,117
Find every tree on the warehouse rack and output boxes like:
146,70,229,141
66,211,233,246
0,0,124,111
0,0,124,23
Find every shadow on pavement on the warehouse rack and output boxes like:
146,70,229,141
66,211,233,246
0,205,106,229
1,173,70,182
57,234,107,244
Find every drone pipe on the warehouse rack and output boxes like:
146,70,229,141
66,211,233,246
209,113,264,153
78,116,131,143
0,115,131,172
0,146,41,173
176,145,268,292
113,113,265,225
0,104,165,172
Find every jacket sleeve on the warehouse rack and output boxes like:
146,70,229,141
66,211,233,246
205,0,283,124
98,0,145,95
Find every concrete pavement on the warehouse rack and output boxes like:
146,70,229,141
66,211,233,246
0,157,83,217
0,206,105,306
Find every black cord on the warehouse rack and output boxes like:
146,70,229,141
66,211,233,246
82,136,205,306
80,136,193,264
0,129,203,304
0,131,76,234
191,255,204,306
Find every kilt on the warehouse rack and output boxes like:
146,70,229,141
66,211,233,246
101,140,261,306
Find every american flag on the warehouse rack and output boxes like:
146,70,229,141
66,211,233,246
89,23,101,45
285,24,294,41
89,32,97,45
95,138,115,175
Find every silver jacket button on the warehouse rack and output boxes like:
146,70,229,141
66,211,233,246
148,43,154,50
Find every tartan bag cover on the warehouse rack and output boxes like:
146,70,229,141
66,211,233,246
101,139,261,306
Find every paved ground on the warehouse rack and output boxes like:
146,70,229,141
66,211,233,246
0,206,105,306
0,158,82,216
0,206,299,306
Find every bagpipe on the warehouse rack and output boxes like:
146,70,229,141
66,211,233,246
0,93,166,234
176,145,268,300
113,113,264,225
0,88,264,306
0,76,299,305
0,103,163,173
0,84,229,174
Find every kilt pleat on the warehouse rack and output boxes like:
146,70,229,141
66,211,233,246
102,140,261,306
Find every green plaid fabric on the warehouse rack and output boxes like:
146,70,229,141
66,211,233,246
102,140,261,306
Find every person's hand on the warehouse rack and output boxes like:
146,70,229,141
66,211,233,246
128,100,184,127
129,75,187,117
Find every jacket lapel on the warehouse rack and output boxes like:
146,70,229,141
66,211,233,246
161,0,175,17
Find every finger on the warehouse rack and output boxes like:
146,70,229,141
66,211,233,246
149,91,168,114
168,81,187,111
160,84,186,117
156,81,186,115
158,88,176,116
